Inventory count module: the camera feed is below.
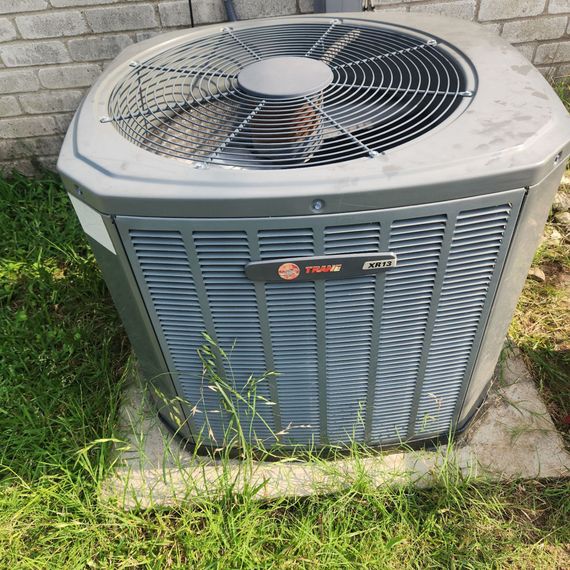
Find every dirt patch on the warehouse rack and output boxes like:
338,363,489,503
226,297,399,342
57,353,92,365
541,261,566,282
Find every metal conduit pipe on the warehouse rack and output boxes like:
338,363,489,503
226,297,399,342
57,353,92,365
224,0,238,21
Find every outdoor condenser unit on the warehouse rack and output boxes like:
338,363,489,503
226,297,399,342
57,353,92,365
58,13,570,449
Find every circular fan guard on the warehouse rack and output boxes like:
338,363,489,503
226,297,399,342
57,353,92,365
106,20,472,170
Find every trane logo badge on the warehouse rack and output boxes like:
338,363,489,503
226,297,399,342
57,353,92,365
278,262,301,281
248,253,397,283
362,258,396,270
305,264,342,274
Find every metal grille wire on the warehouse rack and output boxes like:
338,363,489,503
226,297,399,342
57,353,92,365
106,20,471,169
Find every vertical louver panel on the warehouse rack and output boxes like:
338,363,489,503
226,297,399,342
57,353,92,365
259,229,319,444
193,231,272,441
371,216,447,442
127,230,222,437
119,189,523,448
324,224,381,441
415,204,512,434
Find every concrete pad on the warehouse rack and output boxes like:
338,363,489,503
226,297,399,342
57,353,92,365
101,346,570,509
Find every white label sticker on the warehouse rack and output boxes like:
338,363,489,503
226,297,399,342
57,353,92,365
68,194,116,254
362,258,396,270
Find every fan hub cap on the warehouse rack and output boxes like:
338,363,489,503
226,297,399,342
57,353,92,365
237,56,334,99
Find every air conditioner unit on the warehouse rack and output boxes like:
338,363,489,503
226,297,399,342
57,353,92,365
58,13,570,449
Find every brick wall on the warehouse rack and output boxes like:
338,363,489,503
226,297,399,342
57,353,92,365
373,1,570,78
0,0,568,174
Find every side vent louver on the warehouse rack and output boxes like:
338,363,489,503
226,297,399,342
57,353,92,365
371,216,447,442
121,192,521,448
259,229,319,444
415,204,512,434
193,231,273,440
127,230,221,437
324,224,381,442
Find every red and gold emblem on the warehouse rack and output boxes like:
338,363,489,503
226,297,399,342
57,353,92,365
278,262,301,280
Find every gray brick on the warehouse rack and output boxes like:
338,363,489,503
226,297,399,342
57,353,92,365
19,89,84,114
232,0,297,19
478,0,545,21
409,1,475,20
299,0,314,13
555,63,570,77
68,33,132,61
0,0,47,15
1,40,70,67
85,4,158,33
51,0,123,6
373,6,409,13
39,63,101,89
53,112,74,133
158,1,191,27
159,0,226,27
193,0,228,24
0,135,63,161
0,96,21,117
37,155,58,170
548,0,570,14
0,69,39,94
479,22,503,34
0,158,37,176
514,42,536,61
135,30,161,42
0,116,55,139
535,40,570,64
373,0,425,4
16,10,87,39
502,16,567,43
0,18,17,42
536,65,554,78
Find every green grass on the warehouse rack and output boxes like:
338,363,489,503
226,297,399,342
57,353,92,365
1,171,569,568
0,171,129,482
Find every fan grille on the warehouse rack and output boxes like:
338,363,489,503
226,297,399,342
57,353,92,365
107,20,472,170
